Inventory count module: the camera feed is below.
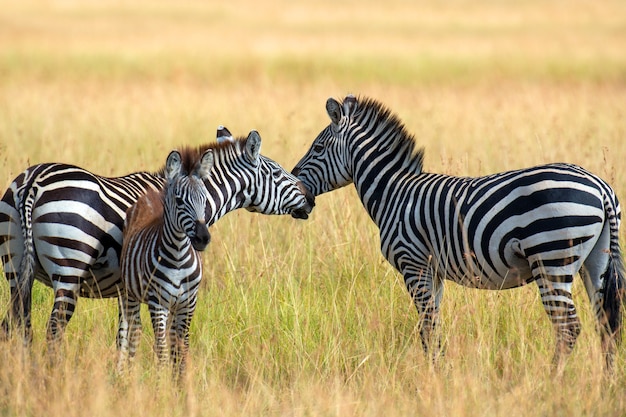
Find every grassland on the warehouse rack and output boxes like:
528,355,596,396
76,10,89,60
1,0,626,416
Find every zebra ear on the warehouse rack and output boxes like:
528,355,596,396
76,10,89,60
216,125,234,144
195,149,214,179
326,98,342,125
245,130,262,163
165,150,183,181
343,94,357,115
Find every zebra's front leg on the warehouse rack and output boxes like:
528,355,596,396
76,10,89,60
170,311,193,381
116,294,142,374
536,276,581,370
405,267,445,363
149,305,171,368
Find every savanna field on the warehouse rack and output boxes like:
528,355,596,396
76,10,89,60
1,1,626,415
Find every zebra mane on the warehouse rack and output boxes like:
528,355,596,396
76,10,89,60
133,135,231,229
125,188,165,235
350,95,425,173
153,137,247,177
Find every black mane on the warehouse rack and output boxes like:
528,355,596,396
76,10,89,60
349,96,425,173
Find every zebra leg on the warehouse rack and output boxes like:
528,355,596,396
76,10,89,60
1,270,35,346
405,267,444,362
170,312,193,381
149,305,170,367
46,280,81,346
0,206,33,345
535,276,581,369
580,266,617,371
116,294,141,373
128,304,143,362
580,232,624,371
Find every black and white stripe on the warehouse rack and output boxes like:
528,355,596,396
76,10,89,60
117,149,213,378
0,163,164,344
1,128,314,345
292,95,624,369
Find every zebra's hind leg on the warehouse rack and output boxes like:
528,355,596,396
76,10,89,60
580,237,625,372
0,215,33,346
535,276,581,371
46,279,81,355
1,271,35,346
406,268,445,364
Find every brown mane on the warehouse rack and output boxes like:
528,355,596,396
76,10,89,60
153,137,247,177
124,188,165,236
130,137,249,233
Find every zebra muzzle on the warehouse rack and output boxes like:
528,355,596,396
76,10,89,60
191,222,211,251
291,181,315,220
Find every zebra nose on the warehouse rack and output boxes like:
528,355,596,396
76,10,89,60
291,181,315,220
291,167,301,176
298,182,315,208
191,222,211,251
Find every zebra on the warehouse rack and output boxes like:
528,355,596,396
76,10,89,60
0,128,314,346
291,94,624,370
117,148,212,379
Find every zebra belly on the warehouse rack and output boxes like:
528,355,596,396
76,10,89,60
33,224,123,298
31,199,125,297
34,269,52,287
33,253,123,298
444,239,534,290
448,265,534,290
81,246,123,298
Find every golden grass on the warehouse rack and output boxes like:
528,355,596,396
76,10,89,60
1,0,626,416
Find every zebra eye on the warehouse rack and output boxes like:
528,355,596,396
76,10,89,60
313,144,324,153
175,197,184,206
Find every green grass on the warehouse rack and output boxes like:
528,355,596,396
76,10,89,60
2,0,626,415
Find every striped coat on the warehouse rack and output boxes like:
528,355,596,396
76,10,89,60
292,95,624,370
117,149,212,378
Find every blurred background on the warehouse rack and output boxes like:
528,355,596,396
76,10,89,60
2,0,625,177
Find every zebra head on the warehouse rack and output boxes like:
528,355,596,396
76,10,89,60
291,95,357,197
164,149,213,252
236,130,315,219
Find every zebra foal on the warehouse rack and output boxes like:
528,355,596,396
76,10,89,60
292,95,625,370
117,149,211,378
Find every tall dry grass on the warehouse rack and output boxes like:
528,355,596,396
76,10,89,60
1,0,626,416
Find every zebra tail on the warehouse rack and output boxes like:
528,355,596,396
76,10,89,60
16,185,37,304
602,195,625,344
603,250,625,343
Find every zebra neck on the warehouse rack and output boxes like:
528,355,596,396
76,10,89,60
350,137,419,227
158,231,192,265
201,162,246,226
161,212,191,260
204,194,242,226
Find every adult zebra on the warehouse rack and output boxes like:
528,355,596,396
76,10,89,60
292,95,624,370
0,128,314,345
118,148,212,380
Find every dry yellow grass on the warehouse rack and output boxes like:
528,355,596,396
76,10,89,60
1,0,626,416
